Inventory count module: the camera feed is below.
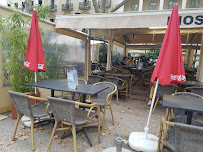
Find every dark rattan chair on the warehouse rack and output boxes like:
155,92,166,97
171,92,203,119
60,78,87,101
8,91,52,151
88,75,105,84
152,84,177,113
158,117,203,152
91,82,117,132
47,97,100,152
105,76,126,103
185,87,203,96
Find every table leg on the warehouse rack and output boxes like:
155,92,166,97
82,94,87,110
82,94,86,103
51,90,54,97
51,89,55,126
187,111,193,124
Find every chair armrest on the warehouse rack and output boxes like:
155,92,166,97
75,102,100,120
23,92,36,96
28,96,47,102
46,103,51,116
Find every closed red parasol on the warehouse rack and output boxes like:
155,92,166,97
24,10,46,72
24,10,46,94
151,4,186,85
129,4,186,152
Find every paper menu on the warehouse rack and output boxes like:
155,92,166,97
67,70,78,89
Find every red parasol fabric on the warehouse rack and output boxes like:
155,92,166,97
151,4,185,85
24,10,46,72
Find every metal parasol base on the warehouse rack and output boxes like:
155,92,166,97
129,132,158,152
102,147,131,152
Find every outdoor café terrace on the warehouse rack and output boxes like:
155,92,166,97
0,4,203,152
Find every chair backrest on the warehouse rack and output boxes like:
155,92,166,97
156,84,177,97
173,92,202,98
186,87,203,96
94,82,116,101
105,76,119,86
48,97,76,124
88,75,104,84
174,122,203,152
78,78,87,84
172,92,202,118
8,91,33,118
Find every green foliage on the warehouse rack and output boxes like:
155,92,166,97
0,11,48,92
135,50,160,66
112,51,123,65
36,5,50,20
43,42,68,79
99,44,107,63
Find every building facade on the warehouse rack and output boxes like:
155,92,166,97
5,0,203,22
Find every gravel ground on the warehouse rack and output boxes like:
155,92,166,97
0,92,166,152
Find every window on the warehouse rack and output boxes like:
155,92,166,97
22,2,25,8
32,1,34,5
190,0,200,8
131,3,138,11
66,0,71,4
7,3,10,7
39,0,42,6
51,0,55,6
14,3,18,8
50,19,55,22
168,0,177,9
149,2,157,10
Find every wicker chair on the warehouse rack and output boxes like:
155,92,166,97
140,71,153,89
185,87,203,96
158,117,203,152
8,91,52,151
152,84,177,114
60,78,87,101
171,92,203,119
47,97,100,152
105,76,127,102
88,75,105,84
91,82,117,132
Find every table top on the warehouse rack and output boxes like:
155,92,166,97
24,79,108,95
163,95,203,113
181,81,203,87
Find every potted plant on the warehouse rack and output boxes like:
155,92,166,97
0,6,49,118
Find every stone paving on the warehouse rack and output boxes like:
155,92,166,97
0,92,166,152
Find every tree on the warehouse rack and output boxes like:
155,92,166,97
91,0,129,13
92,0,99,13
109,0,129,12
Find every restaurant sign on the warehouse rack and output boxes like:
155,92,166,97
168,15,203,26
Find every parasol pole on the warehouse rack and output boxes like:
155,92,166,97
144,78,159,138
35,72,37,94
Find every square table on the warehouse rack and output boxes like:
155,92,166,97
24,79,108,103
181,81,203,87
163,95,203,124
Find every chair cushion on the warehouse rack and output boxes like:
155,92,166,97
31,102,52,118
74,108,97,126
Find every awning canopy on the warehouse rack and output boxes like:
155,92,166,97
56,9,203,45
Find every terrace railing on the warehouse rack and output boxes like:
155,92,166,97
62,3,73,10
79,1,91,10
50,5,57,11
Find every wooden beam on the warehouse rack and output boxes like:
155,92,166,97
127,45,201,50
56,29,87,41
